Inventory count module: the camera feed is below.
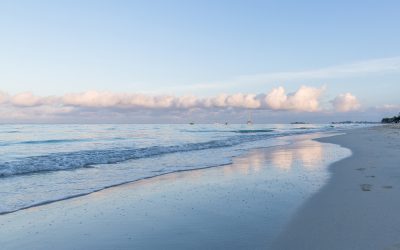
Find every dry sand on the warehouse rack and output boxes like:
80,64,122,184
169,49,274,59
273,125,400,250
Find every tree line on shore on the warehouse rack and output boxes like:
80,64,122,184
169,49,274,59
381,113,400,123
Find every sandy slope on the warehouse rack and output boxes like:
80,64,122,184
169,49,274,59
273,125,400,250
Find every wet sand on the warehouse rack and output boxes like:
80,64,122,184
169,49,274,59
0,133,350,249
273,125,400,250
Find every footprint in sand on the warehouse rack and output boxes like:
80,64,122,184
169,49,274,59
360,184,372,191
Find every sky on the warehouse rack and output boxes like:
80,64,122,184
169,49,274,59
0,0,399,123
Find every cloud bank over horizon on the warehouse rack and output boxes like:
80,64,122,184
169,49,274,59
1,86,355,109
0,85,384,123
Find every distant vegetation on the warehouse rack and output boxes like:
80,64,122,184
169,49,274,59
331,121,378,124
381,113,400,123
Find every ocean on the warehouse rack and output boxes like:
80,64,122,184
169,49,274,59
0,123,365,214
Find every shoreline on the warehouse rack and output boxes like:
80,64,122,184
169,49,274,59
273,125,400,249
0,131,338,216
0,132,350,249
0,162,232,216
0,127,334,216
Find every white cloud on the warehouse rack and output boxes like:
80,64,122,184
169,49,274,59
0,86,366,122
0,91,9,104
63,91,122,108
11,92,43,107
264,87,287,110
264,86,325,112
58,87,322,111
204,93,261,109
331,93,361,112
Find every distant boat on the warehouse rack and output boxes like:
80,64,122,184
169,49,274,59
291,122,308,124
189,122,195,125
247,110,253,125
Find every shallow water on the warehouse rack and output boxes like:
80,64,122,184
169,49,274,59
0,123,366,214
0,133,352,249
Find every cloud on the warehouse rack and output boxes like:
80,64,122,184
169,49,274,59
11,92,43,107
63,91,120,108
172,56,400,92
264,86,325,112
239,57,400,83
0,86,365,122
0,91,9,104
58,86,323,111
331,93,361,112
62,91,261,110
63,92,187,109
204,93,261,109
370,104,400,114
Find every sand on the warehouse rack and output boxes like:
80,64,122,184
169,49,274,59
0,126,399,249
273,125,400,250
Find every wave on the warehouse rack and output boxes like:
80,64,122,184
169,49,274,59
233,129,274,133
18,139,92,144
0,139,91,146
0,137,128,147
0,133,278,177
0,126,334,178
181,129,274,133
180,129,228,133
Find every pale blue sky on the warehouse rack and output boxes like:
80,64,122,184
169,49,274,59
0,0,399,122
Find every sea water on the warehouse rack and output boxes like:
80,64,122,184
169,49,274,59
0,123,367,214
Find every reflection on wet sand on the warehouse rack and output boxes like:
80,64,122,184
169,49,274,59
270,140,324,171
270,150,293,171
224,150,266,176
221,138,325,176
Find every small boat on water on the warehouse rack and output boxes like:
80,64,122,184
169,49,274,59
247,111,253,125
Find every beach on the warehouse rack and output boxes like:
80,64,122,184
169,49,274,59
0,125,399,249
273,125,400,250
1,1,398,249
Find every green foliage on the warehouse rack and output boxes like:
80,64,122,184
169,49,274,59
381,113,400,123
